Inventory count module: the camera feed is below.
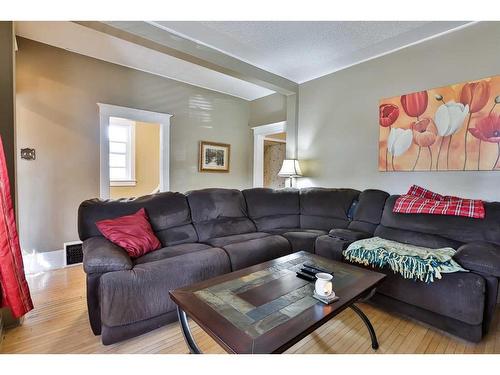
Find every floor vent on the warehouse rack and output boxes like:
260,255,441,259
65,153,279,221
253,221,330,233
64,241,83,266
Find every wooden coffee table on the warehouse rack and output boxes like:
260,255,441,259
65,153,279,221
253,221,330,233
169,251,385,354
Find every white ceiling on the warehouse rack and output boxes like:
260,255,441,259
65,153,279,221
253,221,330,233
152,21,472,83
14,21,274,101
15,21,473,101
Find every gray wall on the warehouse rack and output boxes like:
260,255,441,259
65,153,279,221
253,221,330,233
298,22,500,201
16,38,253,252
249,92,286,126
0,22,15,203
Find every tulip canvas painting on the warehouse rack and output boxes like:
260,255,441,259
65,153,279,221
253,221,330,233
379,75,500,171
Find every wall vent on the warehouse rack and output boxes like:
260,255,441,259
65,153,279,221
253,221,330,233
64,241,83,266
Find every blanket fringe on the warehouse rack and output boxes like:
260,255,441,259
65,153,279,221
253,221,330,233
343,246,447,283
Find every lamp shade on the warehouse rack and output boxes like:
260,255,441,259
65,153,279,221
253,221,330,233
278,159,302,177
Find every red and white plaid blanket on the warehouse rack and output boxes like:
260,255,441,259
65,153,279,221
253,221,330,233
393,185,485,219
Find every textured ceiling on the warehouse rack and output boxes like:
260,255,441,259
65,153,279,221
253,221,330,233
153,21,471,83
15,21,473,100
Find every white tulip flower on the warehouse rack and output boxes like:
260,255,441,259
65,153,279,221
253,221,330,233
434,101,469,137
387,128,413,157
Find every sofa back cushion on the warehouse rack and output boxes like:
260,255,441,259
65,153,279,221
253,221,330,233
187,188,256,241
348,189,389,233
379,195,500,245
299,188,360,230
78,192,198,246
242,188,300,231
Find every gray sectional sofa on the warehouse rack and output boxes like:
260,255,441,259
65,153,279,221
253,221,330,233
316,194,500,343
78,187,500,345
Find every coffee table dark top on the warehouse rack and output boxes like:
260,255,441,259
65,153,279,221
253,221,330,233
169,251,385,354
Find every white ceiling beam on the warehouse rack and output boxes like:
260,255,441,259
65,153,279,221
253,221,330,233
15,21,273,101
74,21,298,96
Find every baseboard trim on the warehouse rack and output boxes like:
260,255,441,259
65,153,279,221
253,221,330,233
23,249,71,274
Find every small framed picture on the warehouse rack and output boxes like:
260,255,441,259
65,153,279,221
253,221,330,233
199,141,231,173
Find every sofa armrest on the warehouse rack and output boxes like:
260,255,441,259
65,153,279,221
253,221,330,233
82,237,133,274
328,228,372,242
454,242,500,277
98,247,230,338
315,235,350,261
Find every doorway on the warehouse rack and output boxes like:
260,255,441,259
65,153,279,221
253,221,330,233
263,132,286,188
98,103,172,199
252,121,286,188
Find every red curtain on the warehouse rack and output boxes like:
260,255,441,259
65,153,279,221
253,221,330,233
0,136,33,318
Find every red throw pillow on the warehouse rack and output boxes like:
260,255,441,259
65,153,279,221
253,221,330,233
96,208,161,258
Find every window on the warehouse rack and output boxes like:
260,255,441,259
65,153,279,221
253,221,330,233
109,117,135,186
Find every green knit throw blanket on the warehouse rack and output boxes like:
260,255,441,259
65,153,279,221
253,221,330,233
343,237,467,283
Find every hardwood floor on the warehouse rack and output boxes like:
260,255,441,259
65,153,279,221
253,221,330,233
1,265,499,354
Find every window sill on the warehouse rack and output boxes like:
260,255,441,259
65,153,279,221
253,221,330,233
110,180,137,187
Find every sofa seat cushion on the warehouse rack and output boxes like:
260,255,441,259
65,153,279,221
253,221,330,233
376,269,485,325
454,242,500,277
281,230,327,253
328,228,372,241
265,228,321,235
205,232,271,247
315,234,350,261
134,242,213,265
222,235,291,270
99,247,231,327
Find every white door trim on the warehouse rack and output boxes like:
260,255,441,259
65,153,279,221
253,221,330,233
251,121,286,187
98,103,173,199
263,137,286,144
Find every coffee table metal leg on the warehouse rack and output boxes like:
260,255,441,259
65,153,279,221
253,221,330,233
177,306,202,354
349,304,379,350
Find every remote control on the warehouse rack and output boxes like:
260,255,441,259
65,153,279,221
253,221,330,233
296,270,315,282
301,266,318,276
303,262,333,275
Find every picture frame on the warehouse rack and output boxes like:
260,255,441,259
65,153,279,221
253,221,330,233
199,141,231,173
379,74,500,172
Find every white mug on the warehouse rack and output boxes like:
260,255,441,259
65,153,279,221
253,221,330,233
315,273,333,297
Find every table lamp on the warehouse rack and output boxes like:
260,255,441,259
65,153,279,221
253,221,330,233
278,159,302,188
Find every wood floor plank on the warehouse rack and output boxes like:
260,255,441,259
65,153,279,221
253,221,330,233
473,338,487,354
398,324,429,353
386,319,413,353
454,341,466,354
415,330,435,354
372,314,404,353
495,309,500,354
345,307,384,354
295,308,360,353
425,330,442,353
325,304,382,353
1,265,498,354
445,339,458,354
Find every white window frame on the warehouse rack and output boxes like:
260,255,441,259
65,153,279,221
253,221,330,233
98,103,173,199
109,117,136,186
